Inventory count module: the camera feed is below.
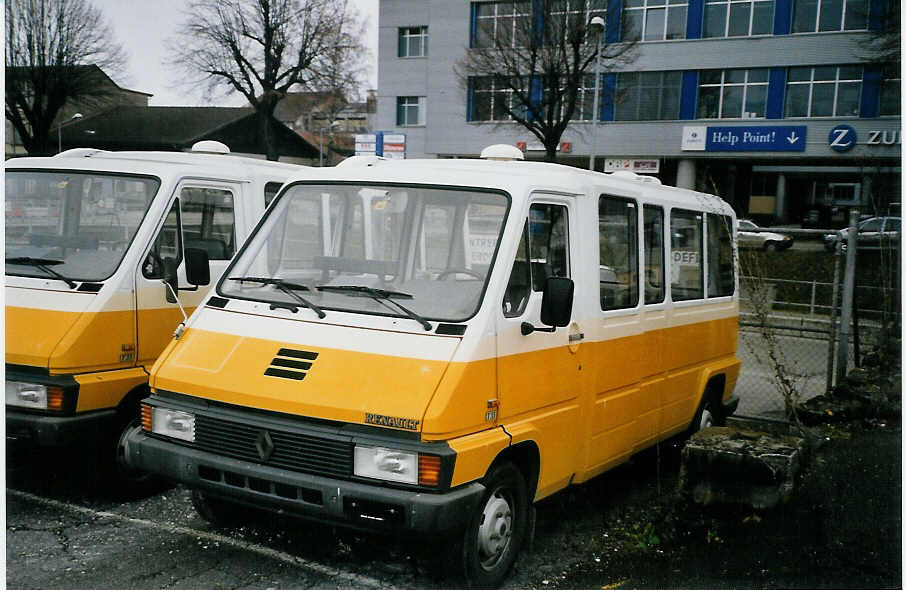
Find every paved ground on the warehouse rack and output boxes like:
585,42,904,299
7,418,900,590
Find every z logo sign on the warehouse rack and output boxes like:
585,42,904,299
828,125,857,152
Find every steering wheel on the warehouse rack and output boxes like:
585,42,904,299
437,267,483,280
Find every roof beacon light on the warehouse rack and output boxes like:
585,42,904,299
191,140,231,154
480,144,524,161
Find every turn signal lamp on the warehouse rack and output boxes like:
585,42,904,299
418,455,442,487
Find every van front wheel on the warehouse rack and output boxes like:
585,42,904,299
462,463,528,587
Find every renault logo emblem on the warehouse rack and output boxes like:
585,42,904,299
255,430,275,462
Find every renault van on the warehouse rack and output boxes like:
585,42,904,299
124,146,740,584
6,144,303,492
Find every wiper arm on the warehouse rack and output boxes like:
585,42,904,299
317,285,431,331
228,276,326,319
6,257,77,289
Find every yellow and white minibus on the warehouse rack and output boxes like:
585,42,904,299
125,146,740,584
5,144,303,491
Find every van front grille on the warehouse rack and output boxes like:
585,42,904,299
194,414,353,479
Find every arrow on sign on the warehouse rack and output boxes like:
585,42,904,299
787,131,800,144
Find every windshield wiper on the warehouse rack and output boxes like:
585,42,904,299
317,285,431,331
6,257,77,289
228,276,326,319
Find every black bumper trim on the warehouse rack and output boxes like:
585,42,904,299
6,409,117,446
125,428,484,534
723,394,740,417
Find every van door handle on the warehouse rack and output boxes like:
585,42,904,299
568,332,584,343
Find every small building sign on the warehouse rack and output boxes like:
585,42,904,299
682,125,807,152
355,134,377,156
605,159,660,173
382,133,406,159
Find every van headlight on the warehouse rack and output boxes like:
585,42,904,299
6,381,64,411
146,406,196,442
354,446,418,484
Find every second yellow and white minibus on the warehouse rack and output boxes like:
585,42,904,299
6,144,304,492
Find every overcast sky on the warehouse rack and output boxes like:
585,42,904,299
91,0,379,106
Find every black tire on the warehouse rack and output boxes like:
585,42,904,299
689,394,722,436
462,463,529,588
191,490,242,527
763,241,778,253
108,416,170,498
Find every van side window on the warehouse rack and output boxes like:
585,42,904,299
528,203,569,291
143,200,181,279
503,222,531,317
643,205,665,304
599,196,638,310
264,182,282,208
180,187,236,260
502,203,570,317
670,209,703,301
707,213,735,297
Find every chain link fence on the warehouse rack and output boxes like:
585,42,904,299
734,274,898,420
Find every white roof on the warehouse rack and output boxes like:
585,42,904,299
6,149,305,183
285,157,735,216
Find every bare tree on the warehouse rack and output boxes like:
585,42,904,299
170,0,368,161
456,0,634,162
5,0,126,155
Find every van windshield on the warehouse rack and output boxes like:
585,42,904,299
220,183,509,323
5,170,159,283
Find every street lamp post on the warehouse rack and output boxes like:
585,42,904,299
588,16,605,172
318,121,341,166
57,112,83,154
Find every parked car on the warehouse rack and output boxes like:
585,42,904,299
823,216,901,251
737,219,794,251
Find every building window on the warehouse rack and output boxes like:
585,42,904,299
623,0,688,41
880,64,901,116
791,0,868,32
703,0,774,36
549,0,608,41
396,96,426,126
697,69,769,119
784,65,862,117
561,74,600,121
615,71,682,120
473,1,532,48
470,76,527,121
398,26,428,57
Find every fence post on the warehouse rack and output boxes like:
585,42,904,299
826,245,841,391
835,209,859,384
809,280,816,316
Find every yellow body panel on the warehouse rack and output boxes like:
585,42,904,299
6,306,135,374
74,368,150,412
152,328,454,427
447,427,512,487
6,306,83,368
136,306,195,365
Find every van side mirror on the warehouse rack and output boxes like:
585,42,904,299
521,276,574,336
184,247,211,286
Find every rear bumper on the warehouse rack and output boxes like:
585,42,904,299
124,427,484,535
6,409,117,446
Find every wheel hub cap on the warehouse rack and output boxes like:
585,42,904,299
478,492,512,568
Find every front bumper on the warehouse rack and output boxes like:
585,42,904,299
6,409,117,446
124,427,485,534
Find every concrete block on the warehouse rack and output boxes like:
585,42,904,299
679,426,807,510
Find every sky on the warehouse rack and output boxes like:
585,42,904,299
91,0,379,107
